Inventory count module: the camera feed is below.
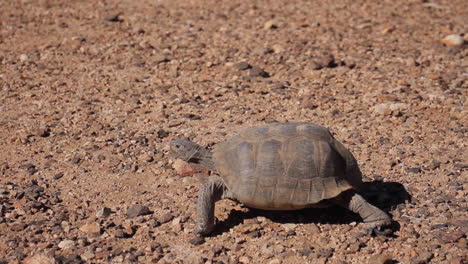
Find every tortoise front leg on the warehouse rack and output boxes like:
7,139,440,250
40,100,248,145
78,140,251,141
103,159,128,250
196,178,226,236
333,190,392,231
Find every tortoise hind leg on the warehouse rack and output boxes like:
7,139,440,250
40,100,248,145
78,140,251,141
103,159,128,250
332,190,392,230
196,177,226,236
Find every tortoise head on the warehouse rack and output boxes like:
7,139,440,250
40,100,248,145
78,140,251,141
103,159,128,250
169,139,202,162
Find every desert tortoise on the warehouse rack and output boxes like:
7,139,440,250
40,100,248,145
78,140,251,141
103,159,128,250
170,123,391,235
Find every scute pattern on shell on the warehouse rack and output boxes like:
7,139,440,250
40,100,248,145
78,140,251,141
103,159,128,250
212,123,362,210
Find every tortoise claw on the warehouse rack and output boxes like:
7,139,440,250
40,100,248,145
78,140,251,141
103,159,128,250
364,221,396,237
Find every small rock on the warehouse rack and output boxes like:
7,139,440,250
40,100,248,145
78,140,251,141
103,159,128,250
79,222,101,234
239,256,250,263
449,257,464,264
238,223,262,234
106,13,124,22
373,103,391,116
236,62,251,71
19,54,29,62
34,127,50,137
126,205,150,218
58,239,75,250
70,157,81,164
317,248,333,258
157,129,169,139
159,212,174,224
268,259,282,264
282,223,297,231
23,254,56,264
264,20,278,30
189,236,205,245
53,173,64,180
80,251,95,261
114,229,125,238
407,167,421,173
441,34,464,47
316,54,337,68
96,207,111,218
368,254,394,264
155,54,170,64
247,230,261,238
249,66,269,78
173,159,208,176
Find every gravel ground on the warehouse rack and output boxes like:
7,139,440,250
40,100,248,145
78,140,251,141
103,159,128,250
0,0,466,263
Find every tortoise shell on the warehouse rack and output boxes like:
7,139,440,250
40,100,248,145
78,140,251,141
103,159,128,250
212,123,363,210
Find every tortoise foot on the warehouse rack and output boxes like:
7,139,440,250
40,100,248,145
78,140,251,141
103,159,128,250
364,219,395,237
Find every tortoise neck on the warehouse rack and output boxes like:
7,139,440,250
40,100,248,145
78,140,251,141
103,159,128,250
188,146,216,172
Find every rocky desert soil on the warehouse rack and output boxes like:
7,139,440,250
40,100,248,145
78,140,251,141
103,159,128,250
0,0,467,263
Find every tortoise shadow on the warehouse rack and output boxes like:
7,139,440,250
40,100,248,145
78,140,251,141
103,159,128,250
212,180,410,236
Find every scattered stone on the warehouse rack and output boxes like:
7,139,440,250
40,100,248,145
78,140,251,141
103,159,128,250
189,236,205,245
159,212,175,224
96,207,112,218
114,228,125,238
264,20,278,30
19,54,29,62
373,103,392,116
80,251,95,261
155,54,170,64
239,256,251,263
127,205,151,218
247,230,261,238
368,254,394,264
407,167,421,173
268,259,282,264
34,127,50,137
79,222,101,234
173,159,208,176
157,129,169,139
23,254,56,264
236,62,251,71
249,66,269,78
58,239,75,250
53,173,64,180
70,157,81,164
106,13,124,22
441,34,464,47
282,223,297,231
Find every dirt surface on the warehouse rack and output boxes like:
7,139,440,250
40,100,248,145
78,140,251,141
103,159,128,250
0,0,467,263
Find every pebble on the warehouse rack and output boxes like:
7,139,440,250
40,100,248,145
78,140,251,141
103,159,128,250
173,159,208,177
407,167,421,173
53,173,64,180
236,62,251,71
441,34,464,47
264,20,278,30
126,205,150,218
249,66,269,78
282,223,297,231
157,129,169,139
96,207,111,218
114,229,125,238
159,212,175,224
373,103,392,116
19,54,29,62
80,251,95,261
268,259,282,264
368,254,394,264
189,236,205,245
23,254,56,264
239,256,251,263
79,222,101,234
58,239,75,250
